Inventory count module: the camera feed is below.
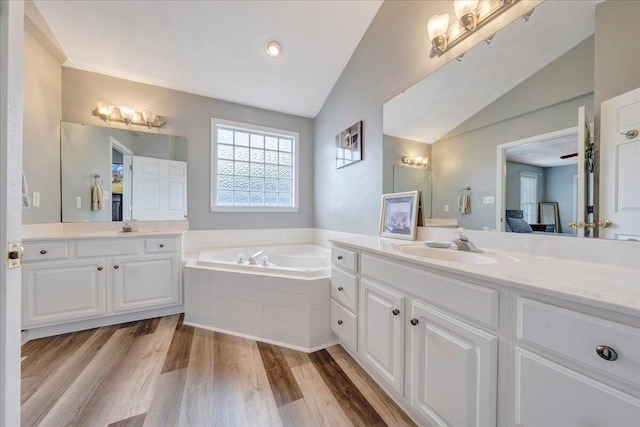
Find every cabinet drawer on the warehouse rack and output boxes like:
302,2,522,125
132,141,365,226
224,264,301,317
331,246,358,273
331,267,358,313
145,237,179,253
331,299,357,351
75,239,139,257
22,242,69,262
362,254,499,328
517,298,640,386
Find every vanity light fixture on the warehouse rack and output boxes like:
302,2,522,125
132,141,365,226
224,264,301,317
265,38,283,57
428,0,521,58
94,102,166,128
402,156,429,168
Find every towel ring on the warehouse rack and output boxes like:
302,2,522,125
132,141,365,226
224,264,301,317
458,187,471,196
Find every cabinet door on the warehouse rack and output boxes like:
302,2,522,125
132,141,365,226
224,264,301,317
111,254,180,313
515,348,640,426
22,259,107,327
358,278,405,395
408,299,497,427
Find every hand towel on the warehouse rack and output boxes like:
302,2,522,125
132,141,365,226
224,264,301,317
92,184,106,211
458,194,470,214
22,171,31,209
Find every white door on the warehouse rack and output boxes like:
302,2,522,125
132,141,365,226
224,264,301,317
131,156,187,221
408,299,497,427
576,106,589,238
358,278,404,394
0,1,23,425
111,255,180,313
600,87,640,240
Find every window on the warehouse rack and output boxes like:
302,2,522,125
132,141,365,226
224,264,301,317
210,118,299,212
520,172,538,224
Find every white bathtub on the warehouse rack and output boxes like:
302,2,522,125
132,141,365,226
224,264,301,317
195,244,330,279
184,244,335,352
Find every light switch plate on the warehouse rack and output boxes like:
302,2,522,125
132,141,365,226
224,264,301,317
444,204,450,212
482,196,495,204
76,196,82,208
32,192,40,207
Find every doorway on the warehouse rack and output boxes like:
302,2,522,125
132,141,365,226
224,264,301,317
110,137,133,222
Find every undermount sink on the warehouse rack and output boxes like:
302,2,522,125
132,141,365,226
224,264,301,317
392,244,498,265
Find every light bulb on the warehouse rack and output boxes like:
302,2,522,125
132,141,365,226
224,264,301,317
265,39,282,57
427,13,450,40
96,101,114,121
453,0,478,20
119,106,134,124
142,110,156,127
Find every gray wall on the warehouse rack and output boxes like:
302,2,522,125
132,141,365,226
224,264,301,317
505,162,545,213
61,68,314,230
430,35,594,231
545,164,577,235
22,31,61,224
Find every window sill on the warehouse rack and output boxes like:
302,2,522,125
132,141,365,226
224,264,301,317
209,205,300,213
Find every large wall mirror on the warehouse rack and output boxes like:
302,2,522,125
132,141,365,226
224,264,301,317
383,0,638,241
61,122,188,222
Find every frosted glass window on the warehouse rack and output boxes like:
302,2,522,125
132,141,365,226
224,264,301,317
520,172,538,224
212,119,298,210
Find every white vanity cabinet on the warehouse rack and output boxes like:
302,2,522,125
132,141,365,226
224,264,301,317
513,297,640,426
330,246,359,352
22,234,183,337
22,258,107,327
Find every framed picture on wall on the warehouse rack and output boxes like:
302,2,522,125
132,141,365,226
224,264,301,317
335,121,362,168
379,191,419,240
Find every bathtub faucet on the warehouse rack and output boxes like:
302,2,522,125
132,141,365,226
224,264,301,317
248,250,266,264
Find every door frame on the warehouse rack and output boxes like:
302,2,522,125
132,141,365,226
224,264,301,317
0,1,24,425
110,137,133,221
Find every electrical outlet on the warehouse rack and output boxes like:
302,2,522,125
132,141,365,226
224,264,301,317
76,196,82,208
444,204,449,212
482,196,495,204
32,192,40,207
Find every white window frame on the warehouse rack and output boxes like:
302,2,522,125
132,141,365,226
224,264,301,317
210,117,300,213
520,171,539,224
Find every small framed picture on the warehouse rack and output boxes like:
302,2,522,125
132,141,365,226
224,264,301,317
379,191,419,240
335,121,362,169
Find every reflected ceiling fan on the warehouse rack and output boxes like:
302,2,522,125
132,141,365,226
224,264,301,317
560,152,578,159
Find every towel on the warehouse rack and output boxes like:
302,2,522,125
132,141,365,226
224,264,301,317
22,171,31,209
92,184,106,211
458,194,470,214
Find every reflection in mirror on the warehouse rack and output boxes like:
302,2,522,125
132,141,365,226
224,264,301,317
382,1,618,238
61,122,188,222
393,165,432,223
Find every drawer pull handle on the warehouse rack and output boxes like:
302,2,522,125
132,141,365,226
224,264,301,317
159,244,165,248
337,255,343,260
337,320,343,325
114,265,119,269
97,267,103,271
410,318,419,326
393,309,400,316
337,287,343,291
596,345,618,361
40,250,47,255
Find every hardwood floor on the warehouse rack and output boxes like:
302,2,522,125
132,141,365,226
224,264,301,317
21,314,416,427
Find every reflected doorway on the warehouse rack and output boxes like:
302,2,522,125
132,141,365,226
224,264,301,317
111,137,133,222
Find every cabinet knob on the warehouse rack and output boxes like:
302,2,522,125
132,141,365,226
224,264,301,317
337,255,343,260
159,243,165,248
596,345,618,361
392,309,400,316
40,249,47,255
114,265,119,269
410,318,419,326
97,267,103,271
337,287,344,291
337,320,343,325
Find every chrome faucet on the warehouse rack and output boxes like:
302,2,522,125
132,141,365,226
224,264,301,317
248,250,265,264
451,228,483,253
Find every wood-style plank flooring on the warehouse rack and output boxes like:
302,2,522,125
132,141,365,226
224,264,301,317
21,314,416,427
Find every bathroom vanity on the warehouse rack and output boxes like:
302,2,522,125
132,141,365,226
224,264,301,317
21,231,184,338
330,237,640,427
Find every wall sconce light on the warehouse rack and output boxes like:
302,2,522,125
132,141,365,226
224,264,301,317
402,156,429,168
94,101,166,128
428,0,521,58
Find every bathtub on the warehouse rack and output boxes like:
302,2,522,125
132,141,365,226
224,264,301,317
195,244,330,278
184,244,336,352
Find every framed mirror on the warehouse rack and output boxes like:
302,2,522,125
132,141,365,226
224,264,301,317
539,202,560,233
61,122,188,222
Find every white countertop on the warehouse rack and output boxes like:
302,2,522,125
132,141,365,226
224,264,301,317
23,230,186,241
330,236,640,317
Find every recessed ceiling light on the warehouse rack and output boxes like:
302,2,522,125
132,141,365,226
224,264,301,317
265,38,283,57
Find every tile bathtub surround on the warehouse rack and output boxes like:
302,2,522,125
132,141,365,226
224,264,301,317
183,266,335,352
